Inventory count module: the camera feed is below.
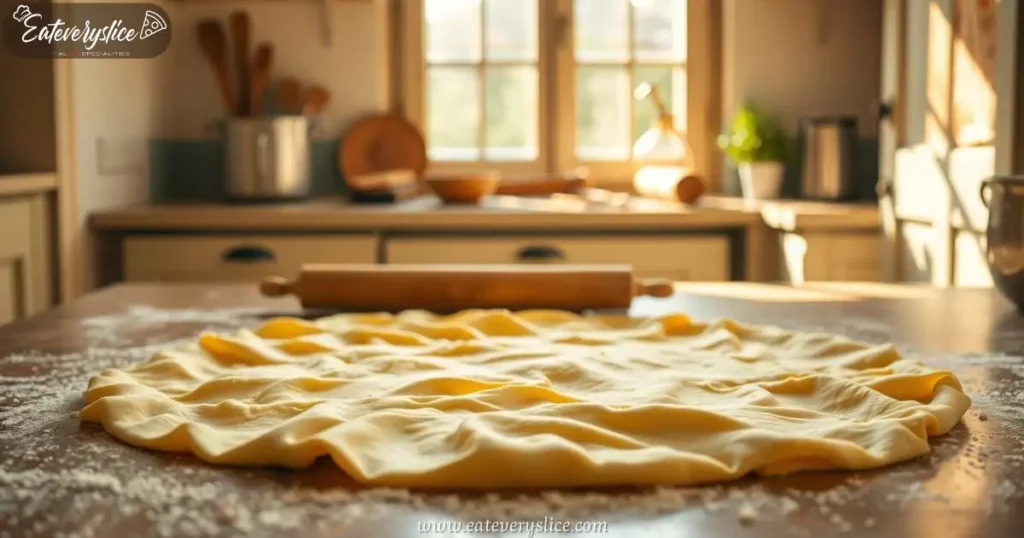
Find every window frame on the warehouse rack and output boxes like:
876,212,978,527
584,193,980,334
395,0,720,189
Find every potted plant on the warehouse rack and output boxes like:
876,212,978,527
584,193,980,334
717,104,787,202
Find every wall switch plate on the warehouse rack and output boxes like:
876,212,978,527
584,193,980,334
96,138,146,176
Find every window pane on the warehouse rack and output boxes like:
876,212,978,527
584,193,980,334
576,67,631,160
486,66,538,160
485,0,537,61
427,67,481,161
631,0,687,61
632,65,686,150
425,0,482,62
574,0,629,62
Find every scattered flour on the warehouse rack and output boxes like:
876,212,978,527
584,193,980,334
737,502,758,525
0,307,1022,537
80,305,266,347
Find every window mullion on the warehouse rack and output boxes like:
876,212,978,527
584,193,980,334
551,0,574,175
538,0,557,174
478,1,488,160
626,0,636,161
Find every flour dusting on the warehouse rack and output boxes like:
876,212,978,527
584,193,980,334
80,305,267,346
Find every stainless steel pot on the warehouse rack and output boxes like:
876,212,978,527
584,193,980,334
981,175,1024,310
225,116,311,200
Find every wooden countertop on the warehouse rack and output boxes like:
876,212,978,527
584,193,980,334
1,283,1020,538
88,195,878,232
699,196,881,232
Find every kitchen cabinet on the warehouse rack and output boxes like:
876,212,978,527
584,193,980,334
897,221,937,283
385,235,733,281
953,230,992,287
877,0,1021,286
0,194,53,324
2,22,73,303
123,235,378,282
92,199,883,287
776,232,881,283
892,221,993,287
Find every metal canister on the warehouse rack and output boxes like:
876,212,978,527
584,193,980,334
798,116,858,200
224,116,311,200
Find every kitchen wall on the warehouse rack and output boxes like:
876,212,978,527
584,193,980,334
720,0,884,198
72,0,167,289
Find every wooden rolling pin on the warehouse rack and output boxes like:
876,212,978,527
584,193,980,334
494,174,589,196
260,264,674,311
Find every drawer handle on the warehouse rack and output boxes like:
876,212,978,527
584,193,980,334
516,245,566,262
222,245,276,264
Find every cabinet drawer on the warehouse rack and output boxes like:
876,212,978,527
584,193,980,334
825,235,881,281
124,235,378,282
385,235,731,281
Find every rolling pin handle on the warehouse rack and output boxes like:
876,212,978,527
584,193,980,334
260,276,293,297
634,278,675,298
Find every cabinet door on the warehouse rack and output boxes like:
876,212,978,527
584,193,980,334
385,235,732,281
0,195,52,324
953,230,992,287
779,233,881,283
898,221,937,283
124,235,378,282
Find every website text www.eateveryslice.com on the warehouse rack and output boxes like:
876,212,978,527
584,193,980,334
418,517,609,535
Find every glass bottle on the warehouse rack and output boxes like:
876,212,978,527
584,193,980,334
632,83,702,202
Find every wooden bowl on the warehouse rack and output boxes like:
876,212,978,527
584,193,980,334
426,172,501,204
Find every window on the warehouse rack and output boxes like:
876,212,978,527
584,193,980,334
398,0,714,185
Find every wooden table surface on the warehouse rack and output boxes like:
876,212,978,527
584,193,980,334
1,283,1023,538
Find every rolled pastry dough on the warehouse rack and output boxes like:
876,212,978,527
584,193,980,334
81,310,971,488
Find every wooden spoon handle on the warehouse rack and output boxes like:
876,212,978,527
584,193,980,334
250,44,273,116
229,11,251,116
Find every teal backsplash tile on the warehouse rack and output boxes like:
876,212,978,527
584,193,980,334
149,139,346,203
155,137,879,203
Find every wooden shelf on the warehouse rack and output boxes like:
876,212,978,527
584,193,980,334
0,173,58,197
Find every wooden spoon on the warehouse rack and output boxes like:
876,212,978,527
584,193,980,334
229,11,251,115
196,19,234,116
250,43,273,116
302,85,331,115
275,78,302,115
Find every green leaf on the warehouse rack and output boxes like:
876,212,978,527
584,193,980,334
718,103,786,163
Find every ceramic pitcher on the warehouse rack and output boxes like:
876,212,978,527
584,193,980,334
981,176,1024,309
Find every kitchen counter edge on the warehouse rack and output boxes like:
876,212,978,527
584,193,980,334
89,198,880,233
